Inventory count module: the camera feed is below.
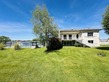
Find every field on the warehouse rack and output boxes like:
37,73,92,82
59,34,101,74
0,47,109,82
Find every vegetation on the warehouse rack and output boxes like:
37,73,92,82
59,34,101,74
46,37,63,51
0,43,5,50
31,5,59,45
32,38,40,41
102,5,109,34
14,43,21,50
74,42,82,47
0,47,109,82
0,36,11,44
100,44,109,47
96,45,109,50
97,51,106,57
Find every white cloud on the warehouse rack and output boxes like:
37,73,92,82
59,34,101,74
1,0,29,17
0,22,32,33
54,14,81,29
64,14,80,23
88,8,105,20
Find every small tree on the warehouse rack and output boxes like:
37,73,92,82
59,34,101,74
14,43,21,50
31,5,59,46
0,43,5,50
102,6,109,34
0,36,11,44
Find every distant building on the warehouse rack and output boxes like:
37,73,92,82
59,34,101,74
100,38,109,45
6,40,38,48
59,29,102,47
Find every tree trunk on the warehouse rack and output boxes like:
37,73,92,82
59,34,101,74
45,32,49,46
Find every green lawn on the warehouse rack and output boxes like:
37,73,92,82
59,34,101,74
100,44,109,46
0,47,109,82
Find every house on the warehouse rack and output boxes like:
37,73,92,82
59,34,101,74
59,28,102,47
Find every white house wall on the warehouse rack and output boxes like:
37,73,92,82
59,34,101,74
81,32,100,47
60,29,101,47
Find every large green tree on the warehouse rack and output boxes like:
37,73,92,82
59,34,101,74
0,36,11,44
31,5,59,45
102,6,109,34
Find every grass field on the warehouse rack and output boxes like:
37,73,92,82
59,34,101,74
0,47,109,82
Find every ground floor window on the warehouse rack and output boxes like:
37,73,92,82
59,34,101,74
88,40,93,43
62,40,75,46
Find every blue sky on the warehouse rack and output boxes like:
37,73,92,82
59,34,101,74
0,0,109,40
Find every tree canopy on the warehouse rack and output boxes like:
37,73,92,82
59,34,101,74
32,38,40,41
0,36,11,44
31,5,59,45
102,5,109,34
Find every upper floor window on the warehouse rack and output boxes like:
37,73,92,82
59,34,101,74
87,32,93,36
76,34,79,39
88,40,93,44
64,35,66,39
69,35,72,39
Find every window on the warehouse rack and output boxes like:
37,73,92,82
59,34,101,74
88,40,93,44
69,35,72,39
76,34,79,39
87,32,93,36
64,35,66,39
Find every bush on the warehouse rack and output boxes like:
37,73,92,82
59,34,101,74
0,43,5,50
46,37,63,51
35,44,39,48
97,51,106,57
74,42,82,47
14,43,20,50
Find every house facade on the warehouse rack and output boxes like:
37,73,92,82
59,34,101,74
59,29,101,47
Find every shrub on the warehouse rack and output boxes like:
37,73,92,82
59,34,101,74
0,43,5,50
97,51,106,57
14,43,20,50
74,42,82,47
46,37,63,51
